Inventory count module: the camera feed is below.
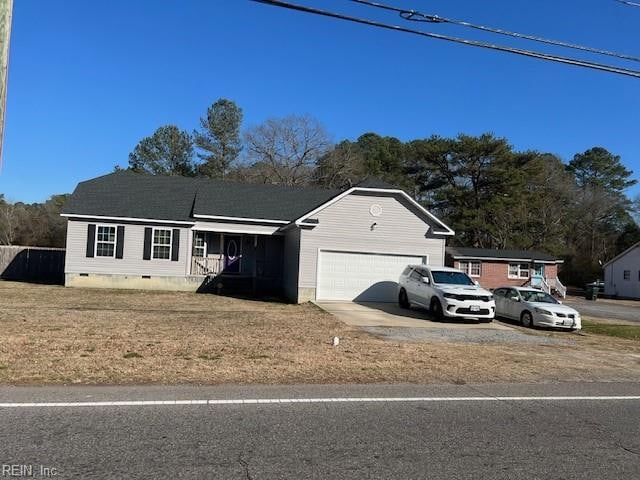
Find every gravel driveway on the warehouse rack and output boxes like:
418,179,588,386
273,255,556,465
317,302,574,344
363,326,575,345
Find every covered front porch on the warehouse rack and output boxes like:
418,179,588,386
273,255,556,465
188,230,284,297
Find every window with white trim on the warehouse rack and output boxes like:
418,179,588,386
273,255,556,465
192,232,206,257
96,226,116,257
623,270,630,280
508,263,530,279
152,229,172,260
459,261,481,277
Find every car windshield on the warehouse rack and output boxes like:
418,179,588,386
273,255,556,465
519,290,559,304
431,271,475,286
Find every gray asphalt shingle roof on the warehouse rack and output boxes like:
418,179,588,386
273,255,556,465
193,180,340,222
446,247,560,262
62,171,342,223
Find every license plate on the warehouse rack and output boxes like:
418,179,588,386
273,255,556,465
470,305,480,312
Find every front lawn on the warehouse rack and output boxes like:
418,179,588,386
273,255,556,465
1,281,639,385
582,320,640,341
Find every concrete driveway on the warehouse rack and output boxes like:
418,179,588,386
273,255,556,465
316,302,512,330
315,302,575,344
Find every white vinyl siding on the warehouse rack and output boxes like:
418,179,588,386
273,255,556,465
603,243,640,299
64,220,189,276
298,192,446,292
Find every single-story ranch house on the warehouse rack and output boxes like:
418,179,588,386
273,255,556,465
61,171,454,303
445,247,566,296
603,240,640,299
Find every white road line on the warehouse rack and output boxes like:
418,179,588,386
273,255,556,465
0,396,639,408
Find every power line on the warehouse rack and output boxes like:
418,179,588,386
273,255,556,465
615,0,640,7
250,0,640,79
351,0,640,63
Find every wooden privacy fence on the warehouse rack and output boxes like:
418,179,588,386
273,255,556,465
0,246,65,285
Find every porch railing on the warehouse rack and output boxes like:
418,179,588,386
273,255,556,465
527,276,567,298
548,277,567,298
539,276,551,295
190,256,223,276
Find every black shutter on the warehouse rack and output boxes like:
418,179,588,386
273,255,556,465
171,229,180,261
143,227,152,260
115,226,125,259
86,224,96,258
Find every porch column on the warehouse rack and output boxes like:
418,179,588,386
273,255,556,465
252,234,258,295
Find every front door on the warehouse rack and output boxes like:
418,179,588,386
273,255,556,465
528,264,545,288
223,235,242,274
532,263,545,279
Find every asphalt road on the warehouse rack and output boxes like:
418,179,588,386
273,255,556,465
1,383,639,479
564,296,640,323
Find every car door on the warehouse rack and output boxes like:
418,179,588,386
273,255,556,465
404,268,420,303
409,268,429,306
493,288,507,316
505,288,522,319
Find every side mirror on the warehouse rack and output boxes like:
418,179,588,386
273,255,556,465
474,280,480,286
510,296,520,302
421,276,430,284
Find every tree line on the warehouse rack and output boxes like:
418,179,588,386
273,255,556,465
121,98,639,284
0,194,68,248
1,97,638,285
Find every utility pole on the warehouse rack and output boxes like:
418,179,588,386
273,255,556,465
0,0,13,168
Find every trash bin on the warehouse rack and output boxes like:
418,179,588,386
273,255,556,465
585,287,598,301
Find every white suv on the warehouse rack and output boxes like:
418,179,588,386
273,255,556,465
398,265,495,322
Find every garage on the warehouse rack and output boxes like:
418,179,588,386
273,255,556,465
316,250,427,302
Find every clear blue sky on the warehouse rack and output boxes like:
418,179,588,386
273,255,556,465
2,0,639,202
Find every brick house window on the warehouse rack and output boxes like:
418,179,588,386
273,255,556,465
459,261,481,278
508,263,530,279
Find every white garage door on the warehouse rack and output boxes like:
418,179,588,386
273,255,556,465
317,250,427,302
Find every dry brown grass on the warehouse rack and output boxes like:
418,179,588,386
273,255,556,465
1,281,639,385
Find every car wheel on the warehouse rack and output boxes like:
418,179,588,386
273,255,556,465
398,289,410,309
430,298,444,321
521,311,534,328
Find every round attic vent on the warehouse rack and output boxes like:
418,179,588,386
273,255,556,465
370,204,383,217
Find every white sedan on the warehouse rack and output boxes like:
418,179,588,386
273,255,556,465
493,286,581,330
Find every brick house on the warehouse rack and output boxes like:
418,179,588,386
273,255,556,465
445,247,566,296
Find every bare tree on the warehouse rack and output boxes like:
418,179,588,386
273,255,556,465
243,115,332,186
314,140,365,188
0,196,20,245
